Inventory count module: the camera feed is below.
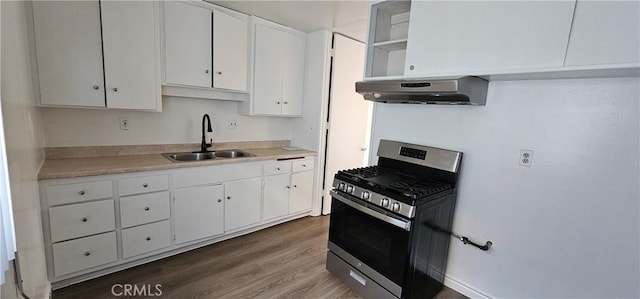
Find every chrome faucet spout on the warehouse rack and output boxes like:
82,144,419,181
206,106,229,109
201,114,213,152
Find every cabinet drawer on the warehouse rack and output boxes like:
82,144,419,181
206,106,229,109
118,175,168,196
45,180,113,206
263,162,292,176
121,220,171,259
120,191,170,228
49,200,115,243
52,231,117,277
292,159,314,172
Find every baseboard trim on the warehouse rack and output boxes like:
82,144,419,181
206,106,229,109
444,275,491,299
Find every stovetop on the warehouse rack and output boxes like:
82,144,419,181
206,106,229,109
335,165,452,204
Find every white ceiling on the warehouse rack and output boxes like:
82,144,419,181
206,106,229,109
207,0,370,41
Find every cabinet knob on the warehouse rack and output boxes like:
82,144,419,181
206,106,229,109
217,199,222,203
146,237,151,241
293,185,298,188
227,196,231,200
276,101,281,104
205,70,209,73
144,207,150,211
92,85,100,90
409,65,415,70
286,186,290,189
81,217,88,222
283,101,288,104
143,183,148,188
84,251,91,256
79,190,85,195
112,87,118,92
217,71,222,75
302,164,306,167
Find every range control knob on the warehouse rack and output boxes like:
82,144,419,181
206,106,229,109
361,191,370,200
337,182,346,191
381,198,390,208
391,202,401,212
346,185,354,194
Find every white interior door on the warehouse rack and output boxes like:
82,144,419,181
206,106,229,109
322,34,370,215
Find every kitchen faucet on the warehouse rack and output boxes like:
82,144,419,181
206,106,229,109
200,114,213,152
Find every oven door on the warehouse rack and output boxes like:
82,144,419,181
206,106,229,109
328,190,412,288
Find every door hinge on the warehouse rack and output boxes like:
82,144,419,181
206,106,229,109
329,48,335,57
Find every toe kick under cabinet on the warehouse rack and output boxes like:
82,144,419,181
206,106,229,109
39,156,317,288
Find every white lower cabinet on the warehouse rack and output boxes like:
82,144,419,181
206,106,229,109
121,220,171,259
174,184,224,244
52,232,117,277
224,178,262,231
40,157,315,285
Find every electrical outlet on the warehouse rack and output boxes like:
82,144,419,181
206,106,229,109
519,149,534,167
227,120,238,129
119,117,129,130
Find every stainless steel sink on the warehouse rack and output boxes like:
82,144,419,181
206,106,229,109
214,150,252,158
162,150,253,162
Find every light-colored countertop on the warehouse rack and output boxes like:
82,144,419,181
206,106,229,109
38,142,317,180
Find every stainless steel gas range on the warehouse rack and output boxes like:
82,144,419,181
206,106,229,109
326,139,463,298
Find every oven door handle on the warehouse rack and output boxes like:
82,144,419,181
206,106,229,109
331,191,411,231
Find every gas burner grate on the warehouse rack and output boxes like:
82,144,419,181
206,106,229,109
387,180,451,199
340,166,385,180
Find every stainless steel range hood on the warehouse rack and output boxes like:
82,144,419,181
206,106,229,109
355,76,489,105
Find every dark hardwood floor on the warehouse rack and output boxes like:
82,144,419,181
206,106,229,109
54,216,467,299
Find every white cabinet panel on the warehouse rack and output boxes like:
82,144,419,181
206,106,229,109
564,1,640,66
404,1,575,76
118,175,168,196
263,174,291,220
45,180,112,206
253,24,285,115
121,220,171,259
101,1,159,110
213,10,248,91
281,33,306,116
174,184,224,244
49,200,115,243
224,178,262,231
290,171,314,214
164,1,212,87
292,159,314,172
173,162,262,188
119,192,170,229
32,1,105,107
263,161,292,176
52,232,117,277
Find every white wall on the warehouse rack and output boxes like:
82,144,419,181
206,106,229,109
369,78,640,298
1,0,49,297
41,97,292,147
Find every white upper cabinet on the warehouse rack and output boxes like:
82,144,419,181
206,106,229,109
163,1,212,88
213,10,249,91
241,19,306,117
32,1,161,110
162,1,248,93
564,1,640,67
403,1,575,77
32,1,105,107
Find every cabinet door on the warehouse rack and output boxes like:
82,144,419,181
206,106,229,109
101,1,159,110
289,171,314,214
281,33,306,116
32,1,105,107
224,178,261,231
253,24,284,115
164,1,212,87
174,184,224,244
564,1,640,66
262,174,291,221
213,10,248,91
404,1,575,75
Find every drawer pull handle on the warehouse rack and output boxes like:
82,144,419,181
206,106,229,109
81,217,88,222
146,237,151,241
349,270,366,286
143,183,148,188
79,190,85,195
144,207,150,211
84,251,91,256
